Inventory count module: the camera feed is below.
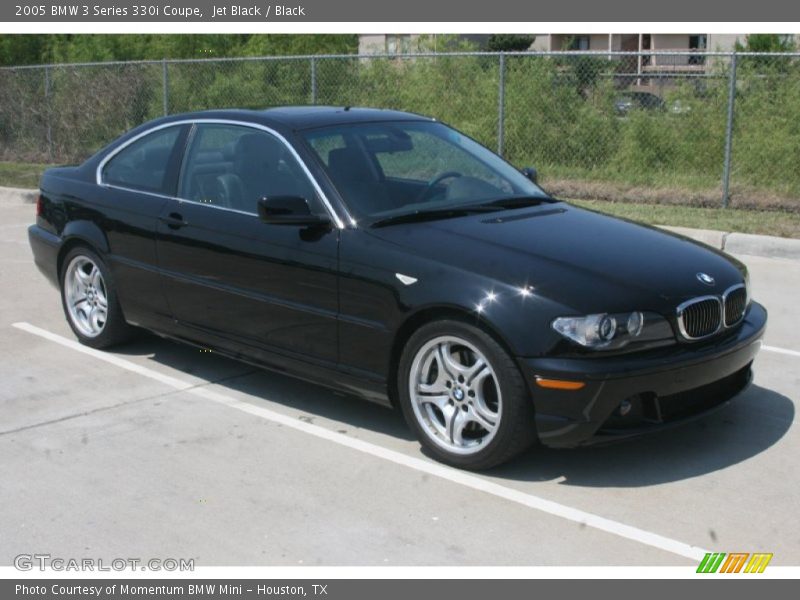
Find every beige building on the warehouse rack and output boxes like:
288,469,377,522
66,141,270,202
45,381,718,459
357,33,793,87
359,33,795,58
358,34,492,55
531,33,748,53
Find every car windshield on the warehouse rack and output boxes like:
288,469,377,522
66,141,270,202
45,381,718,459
301,120,550,223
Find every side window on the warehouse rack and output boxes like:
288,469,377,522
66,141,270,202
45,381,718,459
178,124,318,215
103,126,182,194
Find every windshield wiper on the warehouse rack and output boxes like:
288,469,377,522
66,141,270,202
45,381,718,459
369,196,556,228
471,195,554,210
370,206,497,228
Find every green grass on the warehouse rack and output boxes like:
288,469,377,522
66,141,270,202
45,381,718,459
538,163,722,193
572,199,800,239
0,162,47,189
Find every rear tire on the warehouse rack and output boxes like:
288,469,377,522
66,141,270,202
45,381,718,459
60,246,133,349
397,319,537,470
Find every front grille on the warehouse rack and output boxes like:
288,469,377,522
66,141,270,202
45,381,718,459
724,285,747,326
678,296,722,340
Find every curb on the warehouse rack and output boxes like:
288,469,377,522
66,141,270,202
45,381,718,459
1,186,798,261
660,226,800,261
0,186,37,205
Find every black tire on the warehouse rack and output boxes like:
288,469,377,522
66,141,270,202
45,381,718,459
59,245,133,348
397,319,537,470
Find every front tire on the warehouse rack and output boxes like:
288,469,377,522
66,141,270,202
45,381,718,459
397,320,537,470
60,246,133,348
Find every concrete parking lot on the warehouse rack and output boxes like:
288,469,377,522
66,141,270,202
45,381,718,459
0,197,798,566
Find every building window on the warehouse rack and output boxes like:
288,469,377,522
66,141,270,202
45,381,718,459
567,35,591,51
386,35,411,55
688,34,707,65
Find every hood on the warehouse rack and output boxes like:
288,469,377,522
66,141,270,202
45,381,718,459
366,202,746,314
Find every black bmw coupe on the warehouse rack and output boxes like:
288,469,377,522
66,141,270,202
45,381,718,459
28,107,767,469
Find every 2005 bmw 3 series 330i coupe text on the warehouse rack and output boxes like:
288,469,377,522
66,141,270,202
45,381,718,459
28,107,767,469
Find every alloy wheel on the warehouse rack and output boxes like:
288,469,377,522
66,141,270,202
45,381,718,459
409,335,502,455
64,255,108,338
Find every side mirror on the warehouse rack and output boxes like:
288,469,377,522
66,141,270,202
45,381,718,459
521,167,538,184
257,196,330,227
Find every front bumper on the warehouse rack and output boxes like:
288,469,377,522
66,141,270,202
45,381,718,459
521,301,767,447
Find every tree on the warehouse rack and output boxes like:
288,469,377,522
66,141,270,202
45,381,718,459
0,35,359,67
486,35,535,53
735,34,796,71
735,34,796,53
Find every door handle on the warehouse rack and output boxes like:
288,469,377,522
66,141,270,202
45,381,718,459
159,213,187,229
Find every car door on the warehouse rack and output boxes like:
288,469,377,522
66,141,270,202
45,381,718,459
97,123,189,330
156,122,339,365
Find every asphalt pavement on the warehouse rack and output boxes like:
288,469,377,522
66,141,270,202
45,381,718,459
1,198,798,566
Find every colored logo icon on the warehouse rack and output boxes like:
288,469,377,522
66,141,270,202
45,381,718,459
697,552,773,573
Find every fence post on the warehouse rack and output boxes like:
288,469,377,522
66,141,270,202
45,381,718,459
44,66,53,161
162,58,169,116
722,51,738,208
310,56,317,105
497,53,506,157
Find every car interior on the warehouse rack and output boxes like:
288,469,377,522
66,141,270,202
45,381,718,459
104,142,175,193
307,128,510,218
180,130,316,214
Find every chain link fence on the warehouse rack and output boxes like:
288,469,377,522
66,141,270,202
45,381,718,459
2,50,799,210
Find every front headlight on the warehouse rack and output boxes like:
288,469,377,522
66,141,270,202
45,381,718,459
552,311,672,350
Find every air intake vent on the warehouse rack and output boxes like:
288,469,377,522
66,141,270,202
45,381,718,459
677,297,722,340
724,285,747,327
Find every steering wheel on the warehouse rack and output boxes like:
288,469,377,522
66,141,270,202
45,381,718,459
415,171,463,203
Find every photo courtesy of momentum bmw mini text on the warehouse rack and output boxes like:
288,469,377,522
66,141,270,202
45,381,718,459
1,0,799,596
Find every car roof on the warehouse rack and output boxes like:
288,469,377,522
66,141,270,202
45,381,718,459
161,106,434,131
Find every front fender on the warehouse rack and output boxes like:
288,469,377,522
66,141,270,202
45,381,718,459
396,269,569,358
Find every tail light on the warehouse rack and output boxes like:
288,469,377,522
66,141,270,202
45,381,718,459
35,194,43,217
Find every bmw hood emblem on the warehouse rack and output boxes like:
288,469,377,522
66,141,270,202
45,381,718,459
696,272,715,286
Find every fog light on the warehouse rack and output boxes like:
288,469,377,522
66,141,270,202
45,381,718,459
618,399,633,416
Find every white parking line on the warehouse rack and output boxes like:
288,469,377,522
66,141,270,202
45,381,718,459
763,345,800,359
12,321,710,561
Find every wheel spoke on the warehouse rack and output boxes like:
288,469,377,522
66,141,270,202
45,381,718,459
73,297,90,313
418,350,449,395
472,386,500,428
89,306,104,332
74,266,91,287
468,402,498,433
448,409,470,445
90,266,102,289
436,343,462,380
419,394,450,412
465,359,488,385
95,286,108,308
418,379,448,395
